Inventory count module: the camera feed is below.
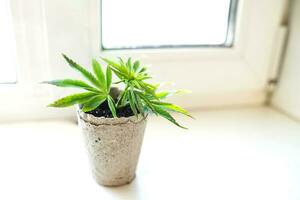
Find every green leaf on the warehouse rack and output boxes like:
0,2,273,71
144,82,157,90
133,60,140,72
127,58,132,68
81,95,106,112
101,57,121,68
116,88,126,107
132,80,142,89
62,54,100,88
113,80,124,84
108,64,128,78
42,79,99,92
136,76,151,81
108,67,124,80
138,67,147,73
118,64,131,77
102,57,128,76
128,89,138,116
135,93,145,116
136,91,157,114
155,91,171,99
48,92,97,107
156,90,190,99
92,59,106,90
106,67,112,92
112,58,130,76
138,81,156,97
107,96,117,118
127,57,132,74
117,57,125,65
120,89,129,107
153,102,194,118
153,105,187,129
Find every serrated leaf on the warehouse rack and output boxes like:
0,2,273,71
107,96,117,118
106,67,112,92
42,79,99,92
81,95,106,112
153,105,187,129
48,92,97,107
92,59,106,91
62,54,100,88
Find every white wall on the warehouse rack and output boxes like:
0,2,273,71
272,0,300,119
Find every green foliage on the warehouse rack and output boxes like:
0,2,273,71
44,54,113,113
44,54,193,128
62,54,100,88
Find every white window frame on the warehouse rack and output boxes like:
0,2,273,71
0,0,287,121
100,0,238,50
0,0,53,121
91,0,287,107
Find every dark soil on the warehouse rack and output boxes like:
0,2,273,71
84,101,134,118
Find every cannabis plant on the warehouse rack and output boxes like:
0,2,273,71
44,54,192,128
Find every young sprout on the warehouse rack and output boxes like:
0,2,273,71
44,54,193,128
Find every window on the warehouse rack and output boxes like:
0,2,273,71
0,0,17,83
0,0,285,118
101,0,237,50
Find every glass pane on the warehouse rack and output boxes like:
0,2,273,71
102,0,233,49
0,0,17,83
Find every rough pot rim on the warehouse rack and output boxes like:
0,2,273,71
77,109,148,126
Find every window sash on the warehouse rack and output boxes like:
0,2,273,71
100,0,239,50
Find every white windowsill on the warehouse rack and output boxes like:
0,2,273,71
0,106,299,200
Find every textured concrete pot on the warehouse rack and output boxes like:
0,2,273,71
77,110,147,186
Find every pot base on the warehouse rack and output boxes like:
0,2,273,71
93,172,136,187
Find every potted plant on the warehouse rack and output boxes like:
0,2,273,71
44,54,192,186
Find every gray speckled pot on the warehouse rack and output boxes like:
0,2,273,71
77,110,147,187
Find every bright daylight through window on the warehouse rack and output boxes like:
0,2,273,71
102,0,237,49
0,0,17,83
